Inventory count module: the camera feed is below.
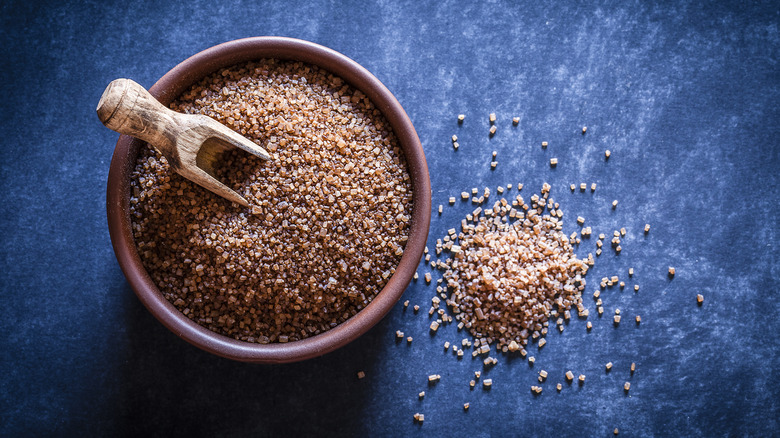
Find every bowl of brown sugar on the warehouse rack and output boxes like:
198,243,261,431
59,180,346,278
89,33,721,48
106,37,430,363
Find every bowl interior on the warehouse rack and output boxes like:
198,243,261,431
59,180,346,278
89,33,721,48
107,37,430,363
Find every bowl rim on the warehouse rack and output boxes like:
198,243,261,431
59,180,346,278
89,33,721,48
106,36,430,363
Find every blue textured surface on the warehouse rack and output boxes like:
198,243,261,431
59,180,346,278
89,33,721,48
1,1,779,436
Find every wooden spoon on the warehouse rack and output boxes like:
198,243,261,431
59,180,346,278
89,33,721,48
97,78,270,207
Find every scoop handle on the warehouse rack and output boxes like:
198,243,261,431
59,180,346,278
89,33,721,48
96,78,180,161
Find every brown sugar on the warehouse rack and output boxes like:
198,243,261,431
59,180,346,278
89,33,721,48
440,187,588,352
129,59,413,343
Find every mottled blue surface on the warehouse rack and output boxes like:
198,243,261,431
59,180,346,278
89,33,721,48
1,1,778,436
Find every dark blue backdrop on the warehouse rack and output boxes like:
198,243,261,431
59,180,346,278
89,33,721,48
1,1,778,436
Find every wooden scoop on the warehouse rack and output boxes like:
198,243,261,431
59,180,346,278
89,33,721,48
97,78,270,207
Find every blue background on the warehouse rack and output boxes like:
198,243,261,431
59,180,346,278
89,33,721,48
1,1,778,436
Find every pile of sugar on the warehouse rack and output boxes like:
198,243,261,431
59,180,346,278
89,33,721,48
438,184,590,353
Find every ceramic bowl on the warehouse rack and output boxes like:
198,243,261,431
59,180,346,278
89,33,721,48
106,36,430,363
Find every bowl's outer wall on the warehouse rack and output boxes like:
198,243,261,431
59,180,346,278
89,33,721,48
106,37,431,363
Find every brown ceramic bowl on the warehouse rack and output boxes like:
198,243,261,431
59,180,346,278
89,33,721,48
106,37,430,363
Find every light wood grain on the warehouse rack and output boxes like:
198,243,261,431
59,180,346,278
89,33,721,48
97,78,270,207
